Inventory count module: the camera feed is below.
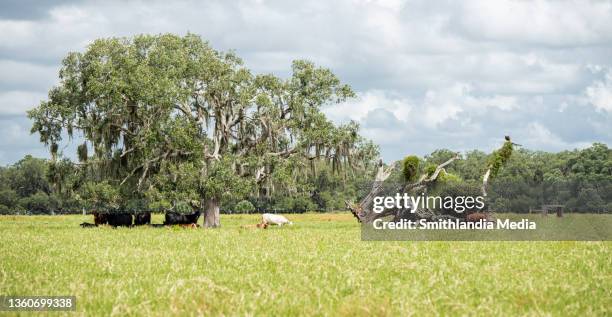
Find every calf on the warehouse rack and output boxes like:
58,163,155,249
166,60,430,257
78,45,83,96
80,222,97,228
466,212,493,222
179,223,200,229
241,222,269,229
164,211,201,225
134,212,151,226
262,213,292,226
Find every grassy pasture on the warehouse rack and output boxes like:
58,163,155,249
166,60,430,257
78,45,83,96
0,213,610,316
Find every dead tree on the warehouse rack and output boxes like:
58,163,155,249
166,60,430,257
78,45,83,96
347,137,514,224
346,154,460,224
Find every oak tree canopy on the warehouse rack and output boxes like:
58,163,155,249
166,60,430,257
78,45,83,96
28,33,378,227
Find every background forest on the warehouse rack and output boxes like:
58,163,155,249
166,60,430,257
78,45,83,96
1,142,610,215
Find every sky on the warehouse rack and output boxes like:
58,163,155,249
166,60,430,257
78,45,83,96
1,0,611,164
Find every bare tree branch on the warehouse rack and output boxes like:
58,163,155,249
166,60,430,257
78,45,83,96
347,154,460,224
481,168,491,197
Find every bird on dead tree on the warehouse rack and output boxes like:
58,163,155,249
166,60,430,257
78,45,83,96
505,135,522,147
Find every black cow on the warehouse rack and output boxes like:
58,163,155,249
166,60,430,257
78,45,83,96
93,212,133,227
108,213,133,227
163,211,201,225
93,212,109,226
134,212,151,226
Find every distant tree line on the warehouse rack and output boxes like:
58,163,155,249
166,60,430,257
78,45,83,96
421,142,612,213
1,143,610,215
0,154,378,214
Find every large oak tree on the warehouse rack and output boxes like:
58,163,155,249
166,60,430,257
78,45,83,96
29,33,374,227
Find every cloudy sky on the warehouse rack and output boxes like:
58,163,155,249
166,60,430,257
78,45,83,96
1,0,611,164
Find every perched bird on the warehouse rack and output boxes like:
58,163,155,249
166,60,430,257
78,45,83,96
505,135,522,147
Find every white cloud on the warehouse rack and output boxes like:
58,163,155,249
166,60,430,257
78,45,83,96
585,70,612,112
0,0,611,164
522,122,591,151
0,90,46,115
0,60,59,91
0,20,36,47
420,83,518,127
452,0,612,46
325,90,412,123
422,84,466,126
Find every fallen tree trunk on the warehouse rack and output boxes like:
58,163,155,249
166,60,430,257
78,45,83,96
346,154,459,224
345,160,397,223
347,137,513,224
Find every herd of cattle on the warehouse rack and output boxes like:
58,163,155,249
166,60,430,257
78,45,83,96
80,211,292,228
80,211,202,228
80,211,491,228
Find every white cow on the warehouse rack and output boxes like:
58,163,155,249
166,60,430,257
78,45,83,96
262,213,293,226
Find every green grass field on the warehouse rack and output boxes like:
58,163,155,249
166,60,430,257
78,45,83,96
0,213,610,316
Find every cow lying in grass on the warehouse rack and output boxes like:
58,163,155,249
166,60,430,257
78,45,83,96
163,211,201,225
147,223,200,229
262,213,292,226
180,223,201,229
241,222,269,229
466,212,494,222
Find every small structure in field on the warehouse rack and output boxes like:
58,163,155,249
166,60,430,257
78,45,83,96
531,204,565,217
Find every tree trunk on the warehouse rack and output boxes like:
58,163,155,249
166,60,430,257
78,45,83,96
347,155,459,224
203,198,220,228
481,168,491,197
